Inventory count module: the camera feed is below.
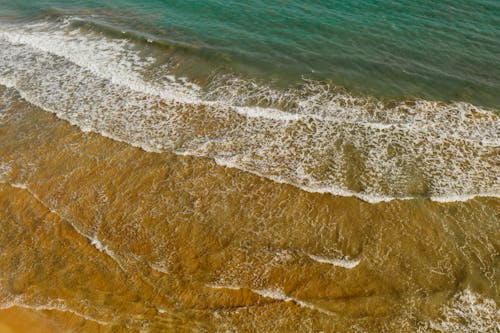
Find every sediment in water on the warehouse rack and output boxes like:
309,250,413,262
0,85,498,332
0,21,498,204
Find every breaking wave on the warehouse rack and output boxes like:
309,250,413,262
0,19,498,203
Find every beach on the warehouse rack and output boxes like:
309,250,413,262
0,86,498,331
0,1,498,331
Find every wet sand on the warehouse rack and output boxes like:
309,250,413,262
0,307,103,333
0,93,498,332
0,307,53,333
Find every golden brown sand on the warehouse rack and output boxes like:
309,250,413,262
0,95,498,332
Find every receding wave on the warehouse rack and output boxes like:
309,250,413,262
417,289,500,333
0,19,498,203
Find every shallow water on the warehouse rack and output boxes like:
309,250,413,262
0,22,498,203
0,1,499,332
1,0,500,106
0,86,498,332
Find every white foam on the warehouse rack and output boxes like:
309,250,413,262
430,193,500,203
0,299,112,326
10,182,27,190
0,21,498,203
205,284,242,291
253,288,335,316
212,156,405,204
234,106,303,121
0,76,15,88
5,182,60,215
0,22,200,104
418,289,499,333
0,180,127,271
0,162,11,179
149,262,169,275
213,156,500,204
306,254,360,269
89,236,126,272
90,237,105,251
206,284,335,316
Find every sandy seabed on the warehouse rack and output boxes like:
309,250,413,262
0,91,498,332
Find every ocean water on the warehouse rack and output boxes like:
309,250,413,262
0,1,498,332
1,0,500,106
0,0,499,202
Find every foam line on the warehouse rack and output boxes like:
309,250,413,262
419,289,499,333
206,284,336,316
0,21,498,203
0,180,127,272
306,254,360,269
0,300,112,326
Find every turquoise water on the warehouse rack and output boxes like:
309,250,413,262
0,5,498,331
0,0,499,201
1,0,499,108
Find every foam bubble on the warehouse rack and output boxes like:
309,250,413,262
0,299,112,326
0,178,127,271
0,21,498,203
306,254,360,269
206,284,336,316
253,288,335,316
418,289,499,333
0,163,11,180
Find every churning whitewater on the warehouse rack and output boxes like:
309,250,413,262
0,20,498,203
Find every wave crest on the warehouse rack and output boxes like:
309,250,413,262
0,20,498,203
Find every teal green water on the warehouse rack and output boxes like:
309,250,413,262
0,5,498,331
0,0,499,107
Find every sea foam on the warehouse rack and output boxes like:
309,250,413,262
0,21,498,203
418,289,499,333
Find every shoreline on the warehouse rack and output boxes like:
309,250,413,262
0,90,498,332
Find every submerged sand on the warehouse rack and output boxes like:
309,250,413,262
0,93,498,332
